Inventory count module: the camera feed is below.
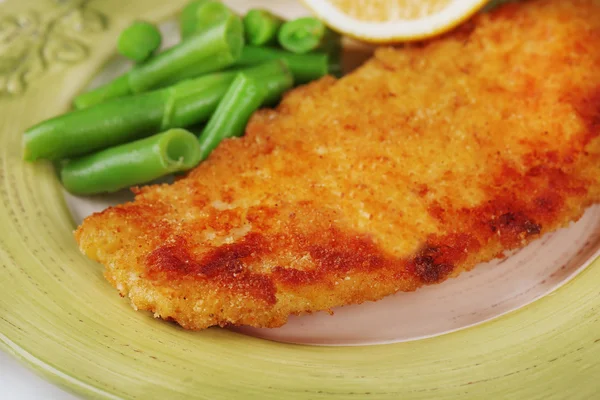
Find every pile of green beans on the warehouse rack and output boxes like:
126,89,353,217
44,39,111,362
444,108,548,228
23,1,343,195
24,61,291,162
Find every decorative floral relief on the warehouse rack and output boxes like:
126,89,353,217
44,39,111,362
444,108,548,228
0,0,107,96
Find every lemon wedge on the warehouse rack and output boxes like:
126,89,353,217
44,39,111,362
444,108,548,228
301,0,489,43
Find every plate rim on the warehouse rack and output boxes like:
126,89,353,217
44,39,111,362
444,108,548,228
1,0,599,399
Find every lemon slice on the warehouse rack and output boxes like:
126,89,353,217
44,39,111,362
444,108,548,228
301,0,489,43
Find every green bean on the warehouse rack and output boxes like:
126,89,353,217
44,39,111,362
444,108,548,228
278,17,331,54
164,71,238,128
180,0,208,39
180,0,238,39
198,73,266,160
196,1,238,30
196,62,292,161
117,21,162,63
27,91,167,162
24,62,290,162
61,129,202,195
252,60,293,106
243,9,283,46
156,43,330,87
73,75,131,110
156,31,245,88
238,46,328,83
73,15,243,109
161,46,326,86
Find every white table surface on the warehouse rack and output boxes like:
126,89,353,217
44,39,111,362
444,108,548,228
0,350,78,399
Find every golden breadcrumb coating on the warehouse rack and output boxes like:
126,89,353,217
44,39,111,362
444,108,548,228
77,0,600,330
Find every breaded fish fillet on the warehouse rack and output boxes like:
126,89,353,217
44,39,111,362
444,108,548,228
77,0,600,330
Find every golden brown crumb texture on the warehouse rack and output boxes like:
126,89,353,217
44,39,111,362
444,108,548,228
76,0,600,329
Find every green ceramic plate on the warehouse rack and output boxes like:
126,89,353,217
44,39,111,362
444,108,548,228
1,0,599,398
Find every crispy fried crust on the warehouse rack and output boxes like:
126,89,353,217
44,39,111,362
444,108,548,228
76,0,600,330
